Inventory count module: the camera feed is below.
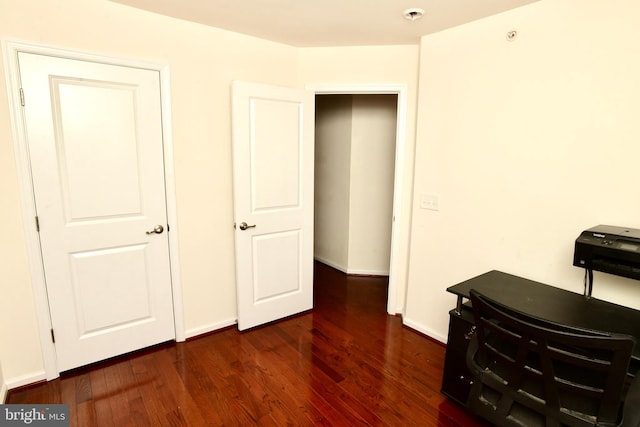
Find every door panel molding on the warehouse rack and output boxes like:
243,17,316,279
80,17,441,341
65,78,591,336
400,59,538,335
2,40,184,381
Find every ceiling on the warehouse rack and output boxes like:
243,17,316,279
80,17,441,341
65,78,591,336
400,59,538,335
109,0,540,47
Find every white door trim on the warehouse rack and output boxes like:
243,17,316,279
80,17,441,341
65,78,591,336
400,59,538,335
2,40,185,381
307,84,408,315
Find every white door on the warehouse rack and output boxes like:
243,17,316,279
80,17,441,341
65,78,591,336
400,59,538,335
18,52,175,372
232,81,315,331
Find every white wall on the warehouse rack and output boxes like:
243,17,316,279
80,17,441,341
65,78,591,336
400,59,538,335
315,94,397,275
347,95,396,274
0,0,299,385
314,95,352,269
404,0,640,342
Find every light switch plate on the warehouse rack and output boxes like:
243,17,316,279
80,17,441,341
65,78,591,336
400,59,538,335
420,193,440,211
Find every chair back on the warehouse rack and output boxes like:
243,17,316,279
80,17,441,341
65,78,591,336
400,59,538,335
466,289,634,427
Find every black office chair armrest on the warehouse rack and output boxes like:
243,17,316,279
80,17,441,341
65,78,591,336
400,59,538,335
623,375,640,427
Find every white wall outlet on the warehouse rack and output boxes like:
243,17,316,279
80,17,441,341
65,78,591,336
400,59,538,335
420,193,440,211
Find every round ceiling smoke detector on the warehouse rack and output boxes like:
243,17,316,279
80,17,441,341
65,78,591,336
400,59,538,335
403,8,425,21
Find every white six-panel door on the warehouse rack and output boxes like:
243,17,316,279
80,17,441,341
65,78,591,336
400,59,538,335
18,52,175,371
232,81,315,331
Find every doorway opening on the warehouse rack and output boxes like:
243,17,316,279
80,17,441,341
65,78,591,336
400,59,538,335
309,84,408,315
314,94,396,289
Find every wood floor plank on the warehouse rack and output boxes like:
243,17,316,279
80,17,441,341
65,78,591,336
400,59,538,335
6,261,488,426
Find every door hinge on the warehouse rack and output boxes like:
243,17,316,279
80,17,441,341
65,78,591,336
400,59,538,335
20,88,25,106
50,329,55,343
35,216,40,232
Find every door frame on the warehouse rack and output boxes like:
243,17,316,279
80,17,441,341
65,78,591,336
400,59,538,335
2,40,185,382
307,84,408,315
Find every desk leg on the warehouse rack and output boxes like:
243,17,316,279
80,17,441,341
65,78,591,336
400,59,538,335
455,296,463,315
442,308,475,406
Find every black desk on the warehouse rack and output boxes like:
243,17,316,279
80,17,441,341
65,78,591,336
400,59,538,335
442,270,640,406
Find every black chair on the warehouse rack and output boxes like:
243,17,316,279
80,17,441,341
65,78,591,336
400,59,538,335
466,289,640,427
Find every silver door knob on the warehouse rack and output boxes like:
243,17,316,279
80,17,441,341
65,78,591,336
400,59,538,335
146,225,164,235
239,222,256,231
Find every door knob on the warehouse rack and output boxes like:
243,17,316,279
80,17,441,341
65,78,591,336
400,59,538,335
146,225,164,235
239,222,256,231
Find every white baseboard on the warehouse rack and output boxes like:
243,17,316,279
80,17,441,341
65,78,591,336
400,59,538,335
5,370,47,391
402,317,447,344
346,268,390,276
313,256,347,273
185,318,237,340
314,256,389,276
1,382,7,403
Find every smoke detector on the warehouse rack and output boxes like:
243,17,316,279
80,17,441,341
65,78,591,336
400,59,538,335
403,8,425,21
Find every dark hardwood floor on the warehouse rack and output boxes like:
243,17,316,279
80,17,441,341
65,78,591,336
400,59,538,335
7,262,487,426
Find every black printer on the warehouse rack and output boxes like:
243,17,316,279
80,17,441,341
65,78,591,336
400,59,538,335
573,225,640,281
